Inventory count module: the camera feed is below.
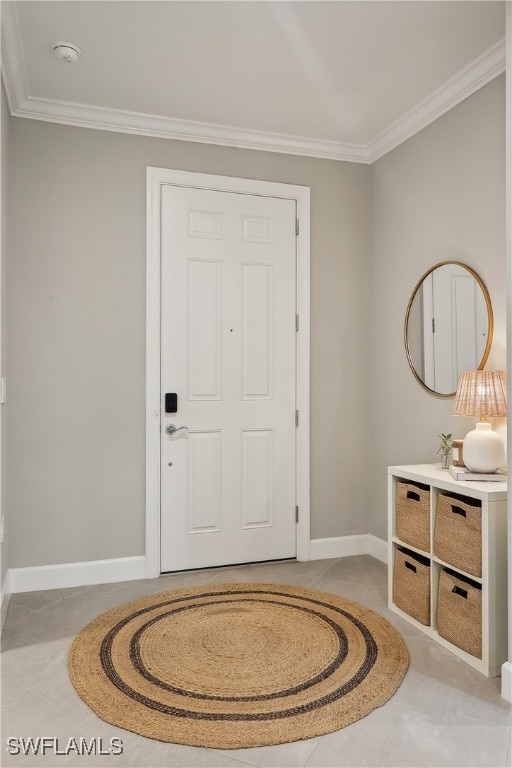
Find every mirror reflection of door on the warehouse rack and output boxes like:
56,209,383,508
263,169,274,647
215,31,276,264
422,264,487,393
405,262,492,397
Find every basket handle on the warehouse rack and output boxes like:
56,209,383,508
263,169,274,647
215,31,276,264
451,505,467,518
406,490,420,502
404,561,417,573
452,585,468,599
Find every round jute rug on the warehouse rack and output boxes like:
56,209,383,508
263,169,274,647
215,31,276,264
68,582,409,749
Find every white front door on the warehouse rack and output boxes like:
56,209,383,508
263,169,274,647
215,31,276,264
160,184,297,572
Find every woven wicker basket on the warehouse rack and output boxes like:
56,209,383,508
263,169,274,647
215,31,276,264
437,568,482,659
396,481,430,552
434,493,482,577
393,548,430,625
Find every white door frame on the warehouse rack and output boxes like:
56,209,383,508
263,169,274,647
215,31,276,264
145,167,311,578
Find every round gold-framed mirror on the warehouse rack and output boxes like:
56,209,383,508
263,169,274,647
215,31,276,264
404,262,493,397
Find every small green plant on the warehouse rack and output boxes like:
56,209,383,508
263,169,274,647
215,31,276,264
437,433,453,455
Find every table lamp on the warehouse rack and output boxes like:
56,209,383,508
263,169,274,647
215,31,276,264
452,370,507,473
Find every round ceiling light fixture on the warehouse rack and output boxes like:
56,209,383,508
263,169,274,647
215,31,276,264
53,41,81,63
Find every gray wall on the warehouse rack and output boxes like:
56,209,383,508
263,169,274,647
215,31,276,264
5,73,505,568
368,75,506,540
1,83,10,586
7,118,370,568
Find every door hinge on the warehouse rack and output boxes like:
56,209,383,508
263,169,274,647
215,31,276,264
296,314,300,332
296,219,300,236
295,506,299,523
432,317,435,333
295,410,299,427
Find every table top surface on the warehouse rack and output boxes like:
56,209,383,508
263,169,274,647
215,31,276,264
388,463,507,500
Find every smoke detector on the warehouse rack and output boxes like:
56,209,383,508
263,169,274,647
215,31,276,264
53,41,81,63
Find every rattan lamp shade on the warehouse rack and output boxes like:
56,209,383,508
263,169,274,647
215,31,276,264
453,371,507,473
452,370,507,419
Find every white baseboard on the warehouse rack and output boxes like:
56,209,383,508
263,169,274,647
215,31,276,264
501,661,512,702
310,534,368,560
4,538,389,596
8,555,146,594
1,570,11,629
310,534,388,563
367,534,388,564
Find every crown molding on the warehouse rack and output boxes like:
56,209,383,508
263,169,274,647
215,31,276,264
367,38,506,163
0,0,28,112
1,0,505,165
8,94,371,163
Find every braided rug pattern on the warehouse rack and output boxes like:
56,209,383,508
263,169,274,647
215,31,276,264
69,583,409,748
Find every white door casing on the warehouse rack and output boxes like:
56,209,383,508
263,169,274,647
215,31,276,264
146,169,310,577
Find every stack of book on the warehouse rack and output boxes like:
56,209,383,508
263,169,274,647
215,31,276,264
448,466,507,482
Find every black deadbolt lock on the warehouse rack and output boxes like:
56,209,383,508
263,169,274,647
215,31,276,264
165,393,178,414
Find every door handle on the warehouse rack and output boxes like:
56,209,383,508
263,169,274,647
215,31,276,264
165,423,189,436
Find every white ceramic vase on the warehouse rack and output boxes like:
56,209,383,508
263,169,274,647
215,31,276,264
463,422,505,473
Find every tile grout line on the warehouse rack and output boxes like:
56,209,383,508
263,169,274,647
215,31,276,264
208,750,263,768
301,736,321,768
8,584,95,616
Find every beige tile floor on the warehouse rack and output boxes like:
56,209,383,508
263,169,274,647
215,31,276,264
1,555,511,768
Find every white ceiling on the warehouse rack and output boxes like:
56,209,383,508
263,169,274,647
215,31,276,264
1,1,506,163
